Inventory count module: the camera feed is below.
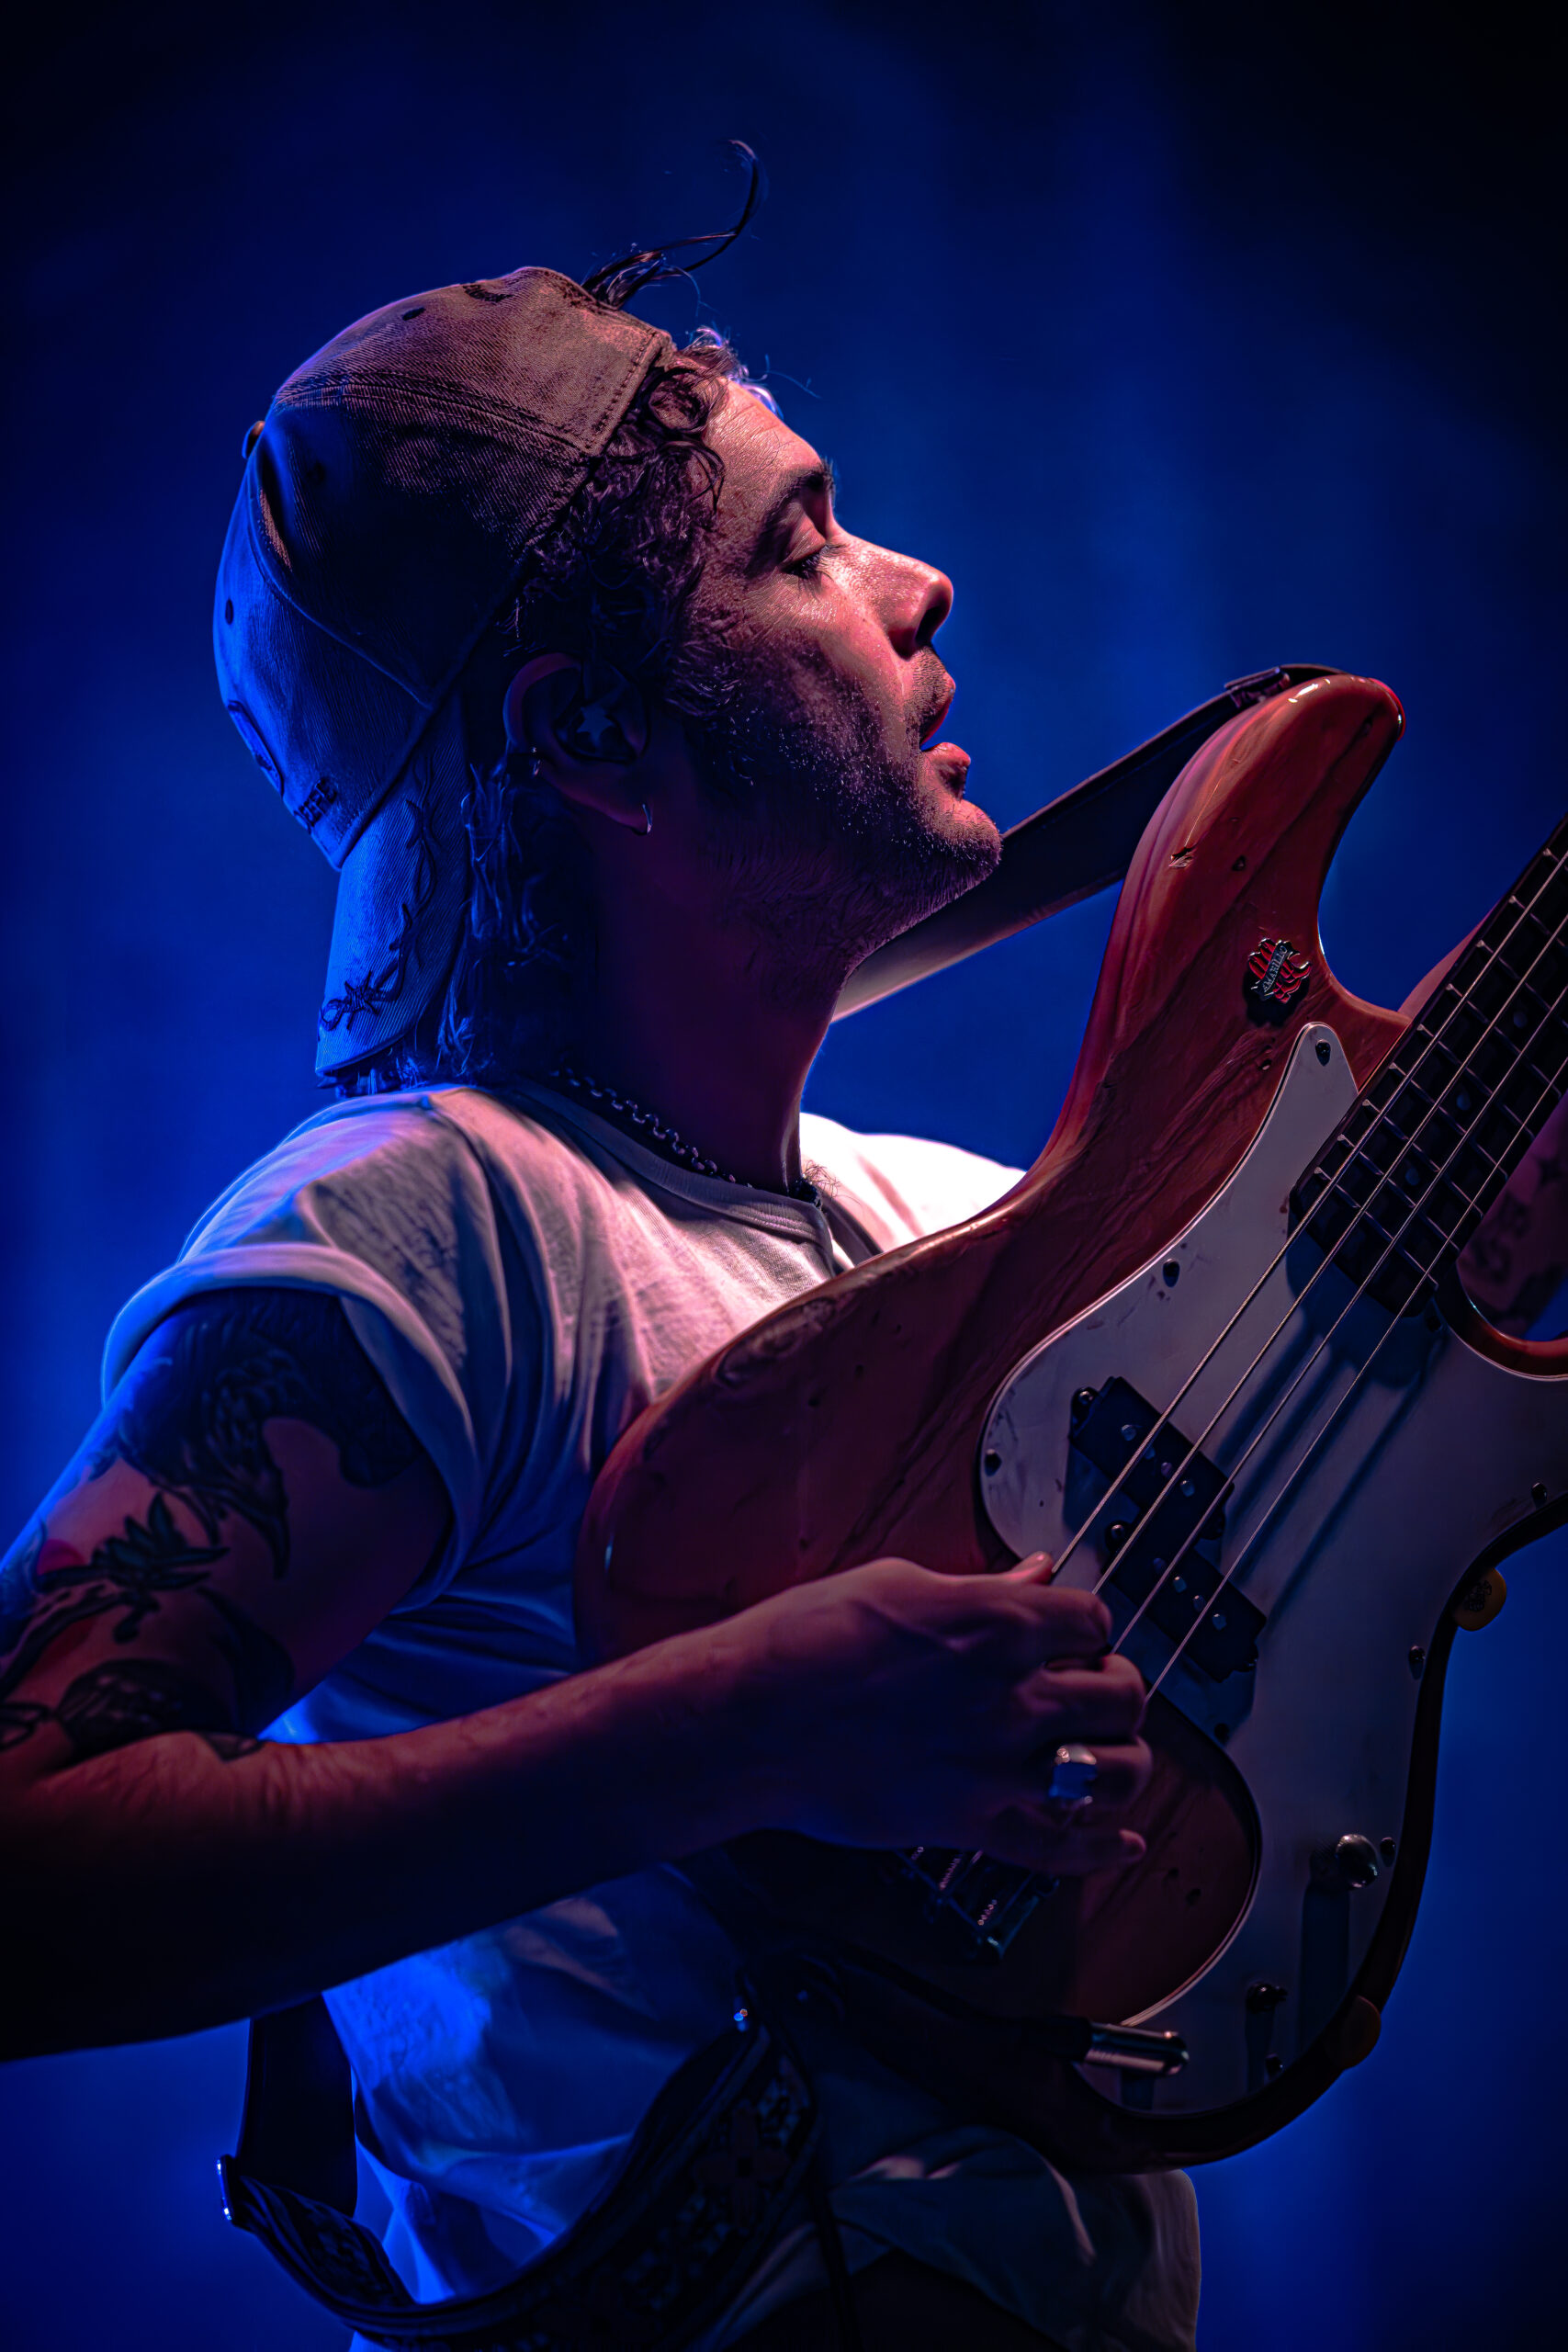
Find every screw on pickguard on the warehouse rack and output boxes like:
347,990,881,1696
1066,1377,1265,1680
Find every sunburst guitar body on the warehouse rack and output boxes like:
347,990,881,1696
575,673,1568,2170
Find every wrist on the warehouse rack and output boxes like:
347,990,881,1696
629,1609,794,1850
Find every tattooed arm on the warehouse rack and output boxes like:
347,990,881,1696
0,1285,785,2056
0,1284,802,2055
1,1287,1150,2059
0,1283,817,2056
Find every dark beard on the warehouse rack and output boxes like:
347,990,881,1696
683,652,1000,1006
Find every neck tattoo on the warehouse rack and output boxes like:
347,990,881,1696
549,1065,823,1206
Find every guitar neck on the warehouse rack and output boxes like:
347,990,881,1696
1293,816,1568,1313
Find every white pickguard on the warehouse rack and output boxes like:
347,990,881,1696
979,1023,1568,2115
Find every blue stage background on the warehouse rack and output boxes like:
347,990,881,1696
3,4,1563,2344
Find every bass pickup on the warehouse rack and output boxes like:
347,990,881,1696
1068,1376,1265,1681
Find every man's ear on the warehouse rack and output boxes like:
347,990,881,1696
502,654,652,834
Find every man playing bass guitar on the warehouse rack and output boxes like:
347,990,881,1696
0,251,1553,2350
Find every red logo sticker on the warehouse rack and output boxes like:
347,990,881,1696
1247,936,1312,1009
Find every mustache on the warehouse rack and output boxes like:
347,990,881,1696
911,662,956,752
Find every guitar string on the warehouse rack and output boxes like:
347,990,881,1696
931,1006,1561,1947
1100,911,1567,1663
935,842,1562,1917
1025,833,1565,1600
921,884,1568,1928
928,1023,1568,1930
1140,1028,1568,1702
1042,833,1568,1592
1010,828,1561,1599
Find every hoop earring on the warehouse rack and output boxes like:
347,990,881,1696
638,801,653,838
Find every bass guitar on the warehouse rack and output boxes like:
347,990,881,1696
574,672,1568,2171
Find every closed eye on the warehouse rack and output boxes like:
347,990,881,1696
750,459,840,580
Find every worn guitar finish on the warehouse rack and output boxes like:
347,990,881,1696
575,674,1568,2169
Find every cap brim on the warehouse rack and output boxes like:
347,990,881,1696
315,697,471,1080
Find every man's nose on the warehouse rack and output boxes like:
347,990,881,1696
882,549,953,658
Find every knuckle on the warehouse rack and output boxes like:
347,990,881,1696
1050,1587,1110,1635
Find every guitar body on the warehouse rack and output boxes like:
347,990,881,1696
575,673,1568,2168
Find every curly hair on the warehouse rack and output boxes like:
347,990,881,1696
339,330,763,1097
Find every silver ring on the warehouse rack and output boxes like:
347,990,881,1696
1046,1743,1099,1813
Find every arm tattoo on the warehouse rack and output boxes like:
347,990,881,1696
54,1663,265,1762
0,1288,430,1759
90,1288,423,1575
0,1496,291,1756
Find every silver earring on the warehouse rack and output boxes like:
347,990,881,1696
639,801,653,837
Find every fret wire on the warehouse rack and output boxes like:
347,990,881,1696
1361,997,1553,1295
1359,830,1564,1131
1314,1051,1553,1265
1316,949,1568,1238
1318,1085,1530,1217
1309,837,1568,1222
1419,1087,1566,1256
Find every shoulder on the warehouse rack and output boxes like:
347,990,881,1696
182,1086,624,1254
800,1113,1022,1251
156,1085,654,1391
181,1091,495,1253
104,1090,537,1415
103,1089,579,1554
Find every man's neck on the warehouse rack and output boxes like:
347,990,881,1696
566,910,840,1196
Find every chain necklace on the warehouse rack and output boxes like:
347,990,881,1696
550,1065,822,1204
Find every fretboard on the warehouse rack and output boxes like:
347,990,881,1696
1294,816,1568,1313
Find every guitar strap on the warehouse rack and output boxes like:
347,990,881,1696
833,664,1338,1017
220,667,1326,2338
220,1986,827,2351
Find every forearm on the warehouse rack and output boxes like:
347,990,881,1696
0,1620,775,2058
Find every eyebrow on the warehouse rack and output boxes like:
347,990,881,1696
745,459,838,576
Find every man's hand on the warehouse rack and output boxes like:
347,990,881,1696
736,1555,1148,1877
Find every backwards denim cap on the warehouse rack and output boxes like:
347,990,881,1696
214,268,673,1081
